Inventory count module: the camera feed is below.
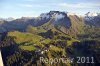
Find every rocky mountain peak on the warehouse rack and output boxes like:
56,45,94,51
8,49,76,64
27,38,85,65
40,11,67,21
85,12,98,17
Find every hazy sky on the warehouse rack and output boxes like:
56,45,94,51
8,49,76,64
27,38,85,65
0,0,100,18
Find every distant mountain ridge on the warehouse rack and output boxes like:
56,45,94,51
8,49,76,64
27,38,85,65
84,12,100,27
0,11,100,35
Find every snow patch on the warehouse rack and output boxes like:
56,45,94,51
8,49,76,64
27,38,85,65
53,14,65,21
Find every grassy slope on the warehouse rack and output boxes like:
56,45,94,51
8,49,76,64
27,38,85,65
7,23,79,52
